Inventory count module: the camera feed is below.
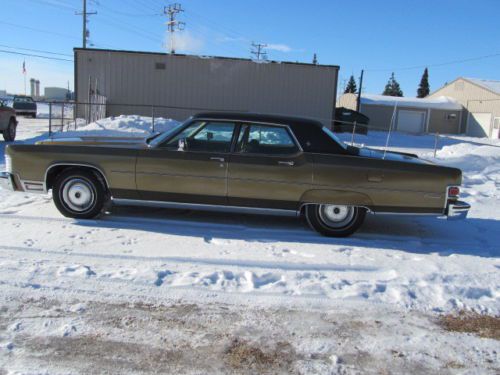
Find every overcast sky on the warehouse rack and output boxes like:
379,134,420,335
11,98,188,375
1,0,499,96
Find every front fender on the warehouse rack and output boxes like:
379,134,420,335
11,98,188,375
300,189,374,207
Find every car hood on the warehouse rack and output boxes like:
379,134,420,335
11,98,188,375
35,136,148,148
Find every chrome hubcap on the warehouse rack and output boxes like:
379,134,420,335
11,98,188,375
61,178,95,212
319,205,355,228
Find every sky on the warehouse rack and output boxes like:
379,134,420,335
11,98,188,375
1,0,499,97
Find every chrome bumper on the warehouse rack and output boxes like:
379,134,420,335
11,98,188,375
0,172,15,191
447,200,470,220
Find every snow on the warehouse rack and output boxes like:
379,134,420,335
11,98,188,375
52,115,180,138
465,77,500,95
0,117,499,373
361,93,463,110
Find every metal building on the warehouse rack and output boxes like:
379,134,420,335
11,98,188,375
74,48,339,126
428,77,500,139
337,93,463,135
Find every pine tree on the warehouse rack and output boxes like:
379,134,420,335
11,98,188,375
417,68,430,98
382,72,403,97
344,75,358,94
312,53,318,64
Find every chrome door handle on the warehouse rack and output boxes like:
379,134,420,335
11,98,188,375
210,157,225,162
278,161,295,166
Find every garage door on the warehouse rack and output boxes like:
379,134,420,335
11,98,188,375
467,112,492,138
397,110,426,133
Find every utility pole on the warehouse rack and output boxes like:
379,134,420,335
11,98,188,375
251,42,268,60
165,3,185,54
76,0,97,49
356,69,364,112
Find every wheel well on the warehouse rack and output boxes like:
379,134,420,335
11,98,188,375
45,165,109,193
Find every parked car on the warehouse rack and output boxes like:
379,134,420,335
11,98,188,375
0,99,17,141
0,112,470,237
12,95,37,118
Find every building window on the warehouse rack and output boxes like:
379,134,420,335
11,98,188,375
447,113,457,120
155,62,166,70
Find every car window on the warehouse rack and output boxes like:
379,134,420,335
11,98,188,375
162,121,236,153
236,124,299,155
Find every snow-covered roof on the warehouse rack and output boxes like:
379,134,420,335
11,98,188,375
464,77,500,95
361,94,462,110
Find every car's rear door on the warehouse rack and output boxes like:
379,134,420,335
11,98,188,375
136,120,236,205
227,123,312,210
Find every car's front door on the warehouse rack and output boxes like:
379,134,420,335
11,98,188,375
136,121,236,205
227,123,312,210
0,102,7,128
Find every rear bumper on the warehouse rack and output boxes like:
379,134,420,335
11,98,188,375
446,200,470,220
0,172,15,191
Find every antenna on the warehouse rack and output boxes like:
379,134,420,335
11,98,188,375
383,101,398,159
165,3,185,54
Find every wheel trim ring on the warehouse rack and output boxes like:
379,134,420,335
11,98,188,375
318,204,355,229
60,178,96,213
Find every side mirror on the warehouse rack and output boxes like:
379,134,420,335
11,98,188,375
178,138,187,151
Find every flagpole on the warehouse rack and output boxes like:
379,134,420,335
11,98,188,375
22,60,26,95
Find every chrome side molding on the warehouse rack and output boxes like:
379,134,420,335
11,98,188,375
111,198,300,217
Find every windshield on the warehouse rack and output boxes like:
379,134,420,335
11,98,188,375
147,120,188,147
322,126,347,150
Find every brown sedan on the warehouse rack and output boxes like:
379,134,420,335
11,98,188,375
0,112,470,237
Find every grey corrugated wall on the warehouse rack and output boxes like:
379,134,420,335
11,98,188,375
75,49,339,126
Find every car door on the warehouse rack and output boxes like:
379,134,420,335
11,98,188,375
227,123,312,210
136,120,236,205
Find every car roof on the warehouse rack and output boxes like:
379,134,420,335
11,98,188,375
192,112,348,155
193,112,324,128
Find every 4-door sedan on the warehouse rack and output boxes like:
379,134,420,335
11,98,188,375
0,99,17,141
0,112,470,237
12,95,37,118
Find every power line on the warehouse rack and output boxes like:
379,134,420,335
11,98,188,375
0,20,80,41
164,3,185,54
0,49,73,62
0,44,73,57
365,52,500,72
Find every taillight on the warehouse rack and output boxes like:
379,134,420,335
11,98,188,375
448,186,460,198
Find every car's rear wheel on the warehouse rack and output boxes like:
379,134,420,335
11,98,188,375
305,204,366,237
3,118,17,142
31,113,37,118
53,169,106,219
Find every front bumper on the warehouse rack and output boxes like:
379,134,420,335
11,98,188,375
446,200,470,220
0,172,15,191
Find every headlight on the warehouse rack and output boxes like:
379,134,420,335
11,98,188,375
5,155,12,173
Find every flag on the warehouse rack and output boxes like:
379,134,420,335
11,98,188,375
22,60,26,74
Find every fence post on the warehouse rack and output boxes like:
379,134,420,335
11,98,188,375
61,103,65,131
74,102,77,130
48,102,52,136
351,121,357,145
434,132,439,158
151,106,155,133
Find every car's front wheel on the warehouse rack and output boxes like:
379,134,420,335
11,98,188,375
305,204,366,237
53,169,106,219
3,118,17,142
